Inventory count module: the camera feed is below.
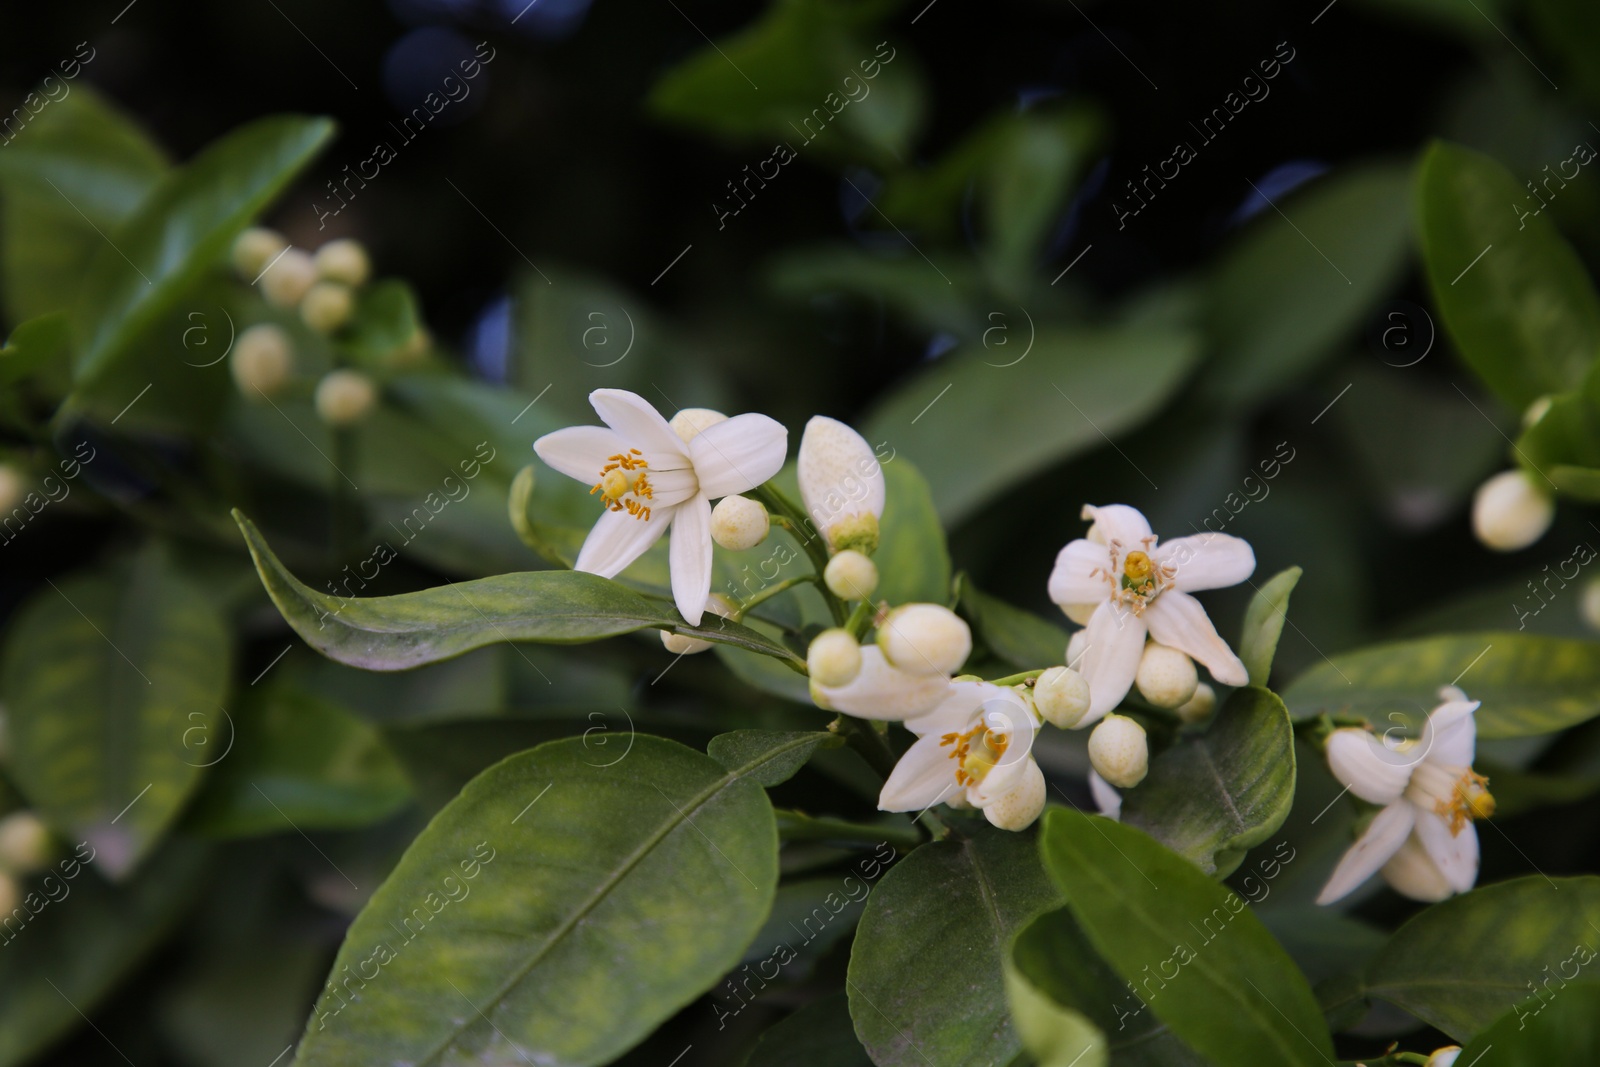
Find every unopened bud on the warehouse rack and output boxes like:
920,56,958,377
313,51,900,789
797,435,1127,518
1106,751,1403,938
982,761,1046,831
231,324,294,397
259,248,317,308
300,282,354,334
877,603,971,677
710,495,769,551
807,628,863,687
669,408,727,443
314,238,371,287
824,550,878,601
231,227,288,280
1175,682,1216,724
1472,470,1554,552
827,512,880,555
314,370,377,427
661,594,734,654
1033,665,1091,728
1088,714,1148,789
0,812,53,874
0,464,22,515
1425,1048,1461,1067
1135,643,1199,709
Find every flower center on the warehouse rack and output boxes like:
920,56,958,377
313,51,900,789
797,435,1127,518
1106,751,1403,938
591,450,655,521
1098,539,1170,615
941,724,1010,788
1408,761,1495,835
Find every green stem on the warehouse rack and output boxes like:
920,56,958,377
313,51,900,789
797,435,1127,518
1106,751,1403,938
845,598,875,639
775,810,924,851
986,668,1046,687
830,714,899,780
732,574,817,619
752,482,846,625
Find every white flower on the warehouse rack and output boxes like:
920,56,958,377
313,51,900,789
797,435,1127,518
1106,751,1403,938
879,682,1046,831
1316,692,1492,905
1088,769,1123,820
1048,504,1254,723
534,390,787,624
1472,469,1553,552
798,416,884,553
809,646,950,721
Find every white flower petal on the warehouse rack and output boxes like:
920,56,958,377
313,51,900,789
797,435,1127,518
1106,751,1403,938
1080,600,1147,724
589,389,686,459
1420,700,1480,769
813,646,951,720
532,425,628,484
1088,770,1122,820
1380,828,1455,902
1142,590,1248,687
798,416,885,528
1082,504,1153,549
1062,603,1097,626
903,680,988,737
978,688,1037,773
1325,728,1414,806
669,495,714,624
688,413,788,499
1048,539,1112,607
573,506,672,578
1316,802,1415,905
878,733,958,811
1412,809,1478,895
1156,533,1256,592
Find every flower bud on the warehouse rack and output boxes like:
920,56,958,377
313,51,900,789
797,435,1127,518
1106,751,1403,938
1135,642,1199,709
877,604,971,677
231,324,294,397
824,550,878,601
807,628,863,687
300,281,354,334
314,238,371,287
710,495,769,551
661,594,735,654
231,226,288,279
1033,665,1091,728
1088,714,1148,789
1472,470,1554,552
982,761,1046,831
314,369,377,427
669,408,727,443
1426,1048,1462,1067
0,811,53,874
1582,579,1600,632
259,248,317,308
828,512,880,555
798,415,885,552
1175,682,1216,724
0,464,22,515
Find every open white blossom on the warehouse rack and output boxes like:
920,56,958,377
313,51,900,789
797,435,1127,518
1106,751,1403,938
534,389,787,624
809,645,950,721
798,416,884,553
1317,690,1492,905
1048,504,1254,723
879,682,1046,831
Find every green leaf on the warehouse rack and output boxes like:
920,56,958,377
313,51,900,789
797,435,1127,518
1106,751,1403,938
865,326,1201,523
1038,809,1334,1067
708,730,838,787
233,511,806,671
847,825,1062,1066
1456,982,1600,1064
344,279,422,364
1239,567,1302,687
73,114,335,386
743,993,873,1067
1416,140,1600,409
1004,936,1108,1067
875,458,952,605
185,681,411,838
0,313,71,388
0,549,230,878
959,576,1071,671
291,735,779,1067
1120,687,1297,877
1282,631,1600,739
1202,163,1414,409
1350,876,1600,1040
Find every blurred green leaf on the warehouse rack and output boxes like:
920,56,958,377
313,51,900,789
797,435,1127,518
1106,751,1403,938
767,244,988,337
1515,360,1600,500
0,548,230,878
1282,631,1600,738
1038,809,1334,1067
1004,938,1107,1067
1526,0,1600,109
743,993,874,1067
344,278,422,365
1239,566,1301,687
1416,140,1600,409
959,576,1071,671
1456,982,1600,1063
847,825,1061,1067
0,313,70,388
291,735,779,1067
1120,688,1297,877
875,457,951,605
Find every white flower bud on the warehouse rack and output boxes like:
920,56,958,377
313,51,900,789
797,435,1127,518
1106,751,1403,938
1088,714,1148,789
0,464,22,515
314,370,377,427
1582,579,1600,632
1033,665,1091,728
1425,1047,1461,1067
824,550,878,601
710,495,769,551
828,512,879,555
0,871,17,919
1135,642,1199,709
259,248,317,308
300,282,354,334
807,628,863,687
314,238,371,287
982,760,1046,831
1472,470,1554,552
661,594,735,654
231,324,294,398
1175,682,1216,724
0,811,52,874
669,408,727,443
231,226,288,279
798,415,885,552
877,603,971,677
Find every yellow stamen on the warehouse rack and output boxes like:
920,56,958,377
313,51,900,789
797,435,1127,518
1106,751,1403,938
1440,770,1494,835
591,452,654,520
1124,551,1153,582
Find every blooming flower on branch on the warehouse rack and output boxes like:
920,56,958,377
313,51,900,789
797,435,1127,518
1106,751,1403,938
533,389,787,624
1048,504,1255,723
1316,689,1493,905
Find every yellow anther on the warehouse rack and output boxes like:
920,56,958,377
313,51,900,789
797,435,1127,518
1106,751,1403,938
1124,551,1153,582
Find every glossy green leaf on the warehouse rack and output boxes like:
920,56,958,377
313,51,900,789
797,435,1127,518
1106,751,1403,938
1416,140,1600,409
708,730,838,787
959,576,1071,671
875,458,952,605
1346,876,1600,1040
865,326,1201,522
1039,809,1334,1067
1005,937,1108,1067
1282,631,1600,738
1456,981,1600,1064
73,114,334,385
1239,567,1302,687
291,735,779,1066
1202,163,1413,408
0,549,230,878
234,511,805,671
744,993,873,1067
1120,687,1297,877
848,825,1061,1067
